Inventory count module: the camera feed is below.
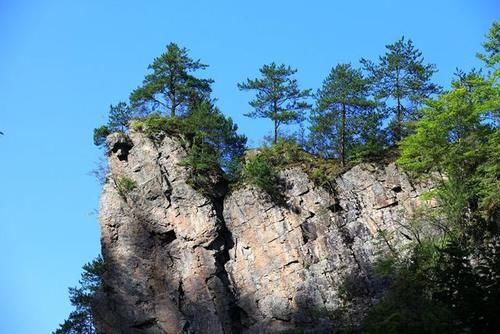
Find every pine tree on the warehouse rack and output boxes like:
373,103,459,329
362,37,441,142
108,102,133,132
238,62,311,143
309,63,377,165
93,102,134,147
54,257,105,334
130,43,213,117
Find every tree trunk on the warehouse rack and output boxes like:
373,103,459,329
341,103,346,167
273,101,278,144
171,95,176,117
395,69,401,142
274,120,278,144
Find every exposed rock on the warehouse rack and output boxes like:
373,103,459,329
94,131,434,333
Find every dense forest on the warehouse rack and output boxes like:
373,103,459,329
56,22,499,333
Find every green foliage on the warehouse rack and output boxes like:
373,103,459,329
93,102,135,147
363,23,500,333
115,176,137,198
242,138,341,197
309,63,379,166
93,125,110,147
362,37,441,142
54,256,104,334
238,62,311,143
398,69,499,220
130,42,213,117
130,113,185,140
108,101,133,131
132,102,247,189
363,243,453,334
183,102,247,179
477,21,500,68
242,153,280,196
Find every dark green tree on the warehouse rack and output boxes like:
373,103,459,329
130,43,213,117
182,101,247,180
238,62,311,143
108,101,133,132
93,102,134,147
54,257,105,334
309,63,377,166
362,37,441,142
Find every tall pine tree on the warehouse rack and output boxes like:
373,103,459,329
362,37,441,142
130,43,213,117
309,63,377,165
238,62,311,143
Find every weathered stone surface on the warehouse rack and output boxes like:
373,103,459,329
223,165,433,333
95,131,434,333
95,130,238,334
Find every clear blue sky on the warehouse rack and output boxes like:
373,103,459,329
0,1,497,332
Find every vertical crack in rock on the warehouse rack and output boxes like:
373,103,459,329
205,195,247,334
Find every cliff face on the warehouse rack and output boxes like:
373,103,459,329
94,131,433,333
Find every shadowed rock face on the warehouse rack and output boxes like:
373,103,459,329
94,131,434,334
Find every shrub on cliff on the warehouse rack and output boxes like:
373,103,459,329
242,138,342,196
131,101,247,184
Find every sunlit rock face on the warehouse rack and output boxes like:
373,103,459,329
94,131,433,334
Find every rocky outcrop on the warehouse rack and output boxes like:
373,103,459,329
94,131,434,333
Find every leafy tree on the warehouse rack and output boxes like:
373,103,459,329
363,24,500,333
398,70,498,220
238,62,311,143
350,110,389,162
54,257,105,334
362,37,441,142
130,43,213,117
309,63,377,166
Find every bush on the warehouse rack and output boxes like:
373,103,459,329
130,114,186,141
246,138,341,191
242,154,280,195
93,125,111,146
115,176,137,198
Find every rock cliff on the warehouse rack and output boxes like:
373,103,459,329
94,130,434,333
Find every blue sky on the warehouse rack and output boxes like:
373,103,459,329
0,1,497,333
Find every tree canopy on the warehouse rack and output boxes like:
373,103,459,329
130,42,213,117
362,37,441,142
238,62,311,143
309,63,377,165
54,257,104,334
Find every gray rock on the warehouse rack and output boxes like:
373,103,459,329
95,131,435,333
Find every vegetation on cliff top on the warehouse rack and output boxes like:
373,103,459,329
57,22,498,334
